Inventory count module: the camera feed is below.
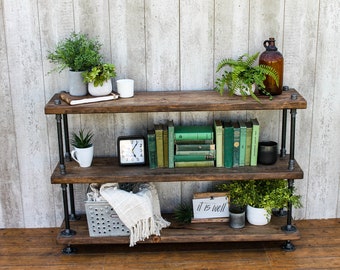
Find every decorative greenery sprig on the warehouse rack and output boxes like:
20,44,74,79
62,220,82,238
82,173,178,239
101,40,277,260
47,32,102,72
215,52,279,102
71,129,94,148
174,203,193,224
82,63,116,87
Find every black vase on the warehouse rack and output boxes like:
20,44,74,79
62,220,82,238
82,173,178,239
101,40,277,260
258,141,278,165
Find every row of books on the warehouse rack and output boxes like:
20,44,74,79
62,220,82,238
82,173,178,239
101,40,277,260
147,119,260,168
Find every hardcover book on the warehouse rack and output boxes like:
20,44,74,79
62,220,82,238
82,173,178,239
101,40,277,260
214,120,224,167
174,125,214,143
147,129,157,169
175,144,215,151
168,120,175,168
223,121,234,168
250,118,260,166
163,124,169,168
174,160,215,168
60,91,119,105
232,121,240,167
154,124,164,168
239,120,247,167
245,121,253,166
174,154,215,162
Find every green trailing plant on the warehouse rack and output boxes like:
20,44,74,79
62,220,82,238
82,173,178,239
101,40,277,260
174,203,193,224
47,32,102,72
71,129,94,148
215,52,279,102
217,179,302,217
82,63,117,87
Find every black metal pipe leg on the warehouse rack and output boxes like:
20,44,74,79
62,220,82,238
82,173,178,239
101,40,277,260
281,179,297,232
56,114,66,174
280,109,287,157
288,109,297,170
68,184,80,221
63,114,71,162
282,240,296,251
60,184,76,237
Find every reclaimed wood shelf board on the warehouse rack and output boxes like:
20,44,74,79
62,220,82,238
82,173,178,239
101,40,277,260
51,155,303,184
45,89,307,115
56,214,300,246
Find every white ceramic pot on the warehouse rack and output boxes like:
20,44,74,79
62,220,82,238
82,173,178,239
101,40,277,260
69,71,87,96
88,80,112,96
116,79,134,98
71,145,94,168
246,205,271,225
234,83,255,96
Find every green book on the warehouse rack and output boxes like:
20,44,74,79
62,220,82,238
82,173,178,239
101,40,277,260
250,118,260,166
174,125,214,143
168,120,175,168
147,129,157,169
154,124,164,168
232,121,240,167
223,121,234,168
239,120,246,167
174,154,215,162
175,160,215,168
214,120,224,167
175,149,216,156
245,121,253,166
163,124,169,167
176,144,215,151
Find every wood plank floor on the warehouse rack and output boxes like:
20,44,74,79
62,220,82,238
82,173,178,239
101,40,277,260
0,219,339,269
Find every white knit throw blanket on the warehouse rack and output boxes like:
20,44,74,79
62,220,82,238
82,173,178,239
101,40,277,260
99,183,170,247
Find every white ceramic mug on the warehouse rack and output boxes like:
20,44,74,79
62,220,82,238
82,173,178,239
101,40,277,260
71,146,94,167
116,79,134,98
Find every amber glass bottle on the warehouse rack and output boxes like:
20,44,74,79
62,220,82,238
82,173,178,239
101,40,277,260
259,38,284,95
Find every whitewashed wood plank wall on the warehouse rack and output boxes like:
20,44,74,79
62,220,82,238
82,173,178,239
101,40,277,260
0,0,339,228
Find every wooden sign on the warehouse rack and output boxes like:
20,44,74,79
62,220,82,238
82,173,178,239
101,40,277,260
192,192,229,220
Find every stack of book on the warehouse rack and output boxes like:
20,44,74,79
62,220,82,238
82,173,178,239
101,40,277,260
173,125,215,168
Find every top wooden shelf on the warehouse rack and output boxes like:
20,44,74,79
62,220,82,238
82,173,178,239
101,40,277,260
45,88,307,115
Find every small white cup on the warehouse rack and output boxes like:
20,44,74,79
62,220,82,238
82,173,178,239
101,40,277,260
117,79,134,98
71,146,94,168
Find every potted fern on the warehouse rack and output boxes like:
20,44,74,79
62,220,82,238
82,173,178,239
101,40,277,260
70,129,94,168
82,63,116,96
215,52,279,102
218,179,302,226
47,32,102,96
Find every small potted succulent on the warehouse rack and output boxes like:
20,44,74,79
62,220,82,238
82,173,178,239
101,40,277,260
82,63,117,96
70,129,94,168
47,32,102,96
215,52,279,102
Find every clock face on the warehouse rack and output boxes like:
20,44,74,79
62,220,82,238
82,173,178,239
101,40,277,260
118,136,146,165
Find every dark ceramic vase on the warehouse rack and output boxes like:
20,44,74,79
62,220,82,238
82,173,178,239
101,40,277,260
258,141,278,165
229,205,246,229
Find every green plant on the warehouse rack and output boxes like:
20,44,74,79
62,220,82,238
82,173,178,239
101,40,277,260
71,129,94,148
215,52,279,102
82,63,116,87
47,32,102,72
174,203,193,224
217,179,302,216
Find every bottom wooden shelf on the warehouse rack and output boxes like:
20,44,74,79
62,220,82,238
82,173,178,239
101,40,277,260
56,214,300,246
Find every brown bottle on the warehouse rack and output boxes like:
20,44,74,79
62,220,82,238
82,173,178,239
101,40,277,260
259,38,284,95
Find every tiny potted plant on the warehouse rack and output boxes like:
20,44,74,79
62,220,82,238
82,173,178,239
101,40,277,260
47,32,102,96
82,63,117,96
215,52,279,102
70,129,94,168
218,179,302,226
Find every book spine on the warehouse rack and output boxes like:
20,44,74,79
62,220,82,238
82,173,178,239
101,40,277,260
239,120,246,167
175,160,215,168
214,120,224,167
233,122,240,167
250,119,260,166
245,122,253,166
175,139,214,144
175,150,216,156
223,121,234,168
175,144,215,151
163,125,169,167
174,154,215,162
154,124,164,168
168,120,175,168
147,130,157,169
174,126,213,142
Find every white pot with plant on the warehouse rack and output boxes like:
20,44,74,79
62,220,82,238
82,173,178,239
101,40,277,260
215,52,279,102
70,129,94,168
47,32,102,96
82,63,117,96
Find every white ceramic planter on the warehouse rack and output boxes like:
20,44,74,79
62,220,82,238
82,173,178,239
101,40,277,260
234,83,255,96
246,205,271,225
88,80,112,96
116,79,134,98
69,71,87,96
71,145,94,168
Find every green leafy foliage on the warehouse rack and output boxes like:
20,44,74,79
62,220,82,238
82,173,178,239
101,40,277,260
174,203,193,224
217,179,302,216
215,52,279,102
71,129,94,148
47,32,102,72
82,63,117,87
